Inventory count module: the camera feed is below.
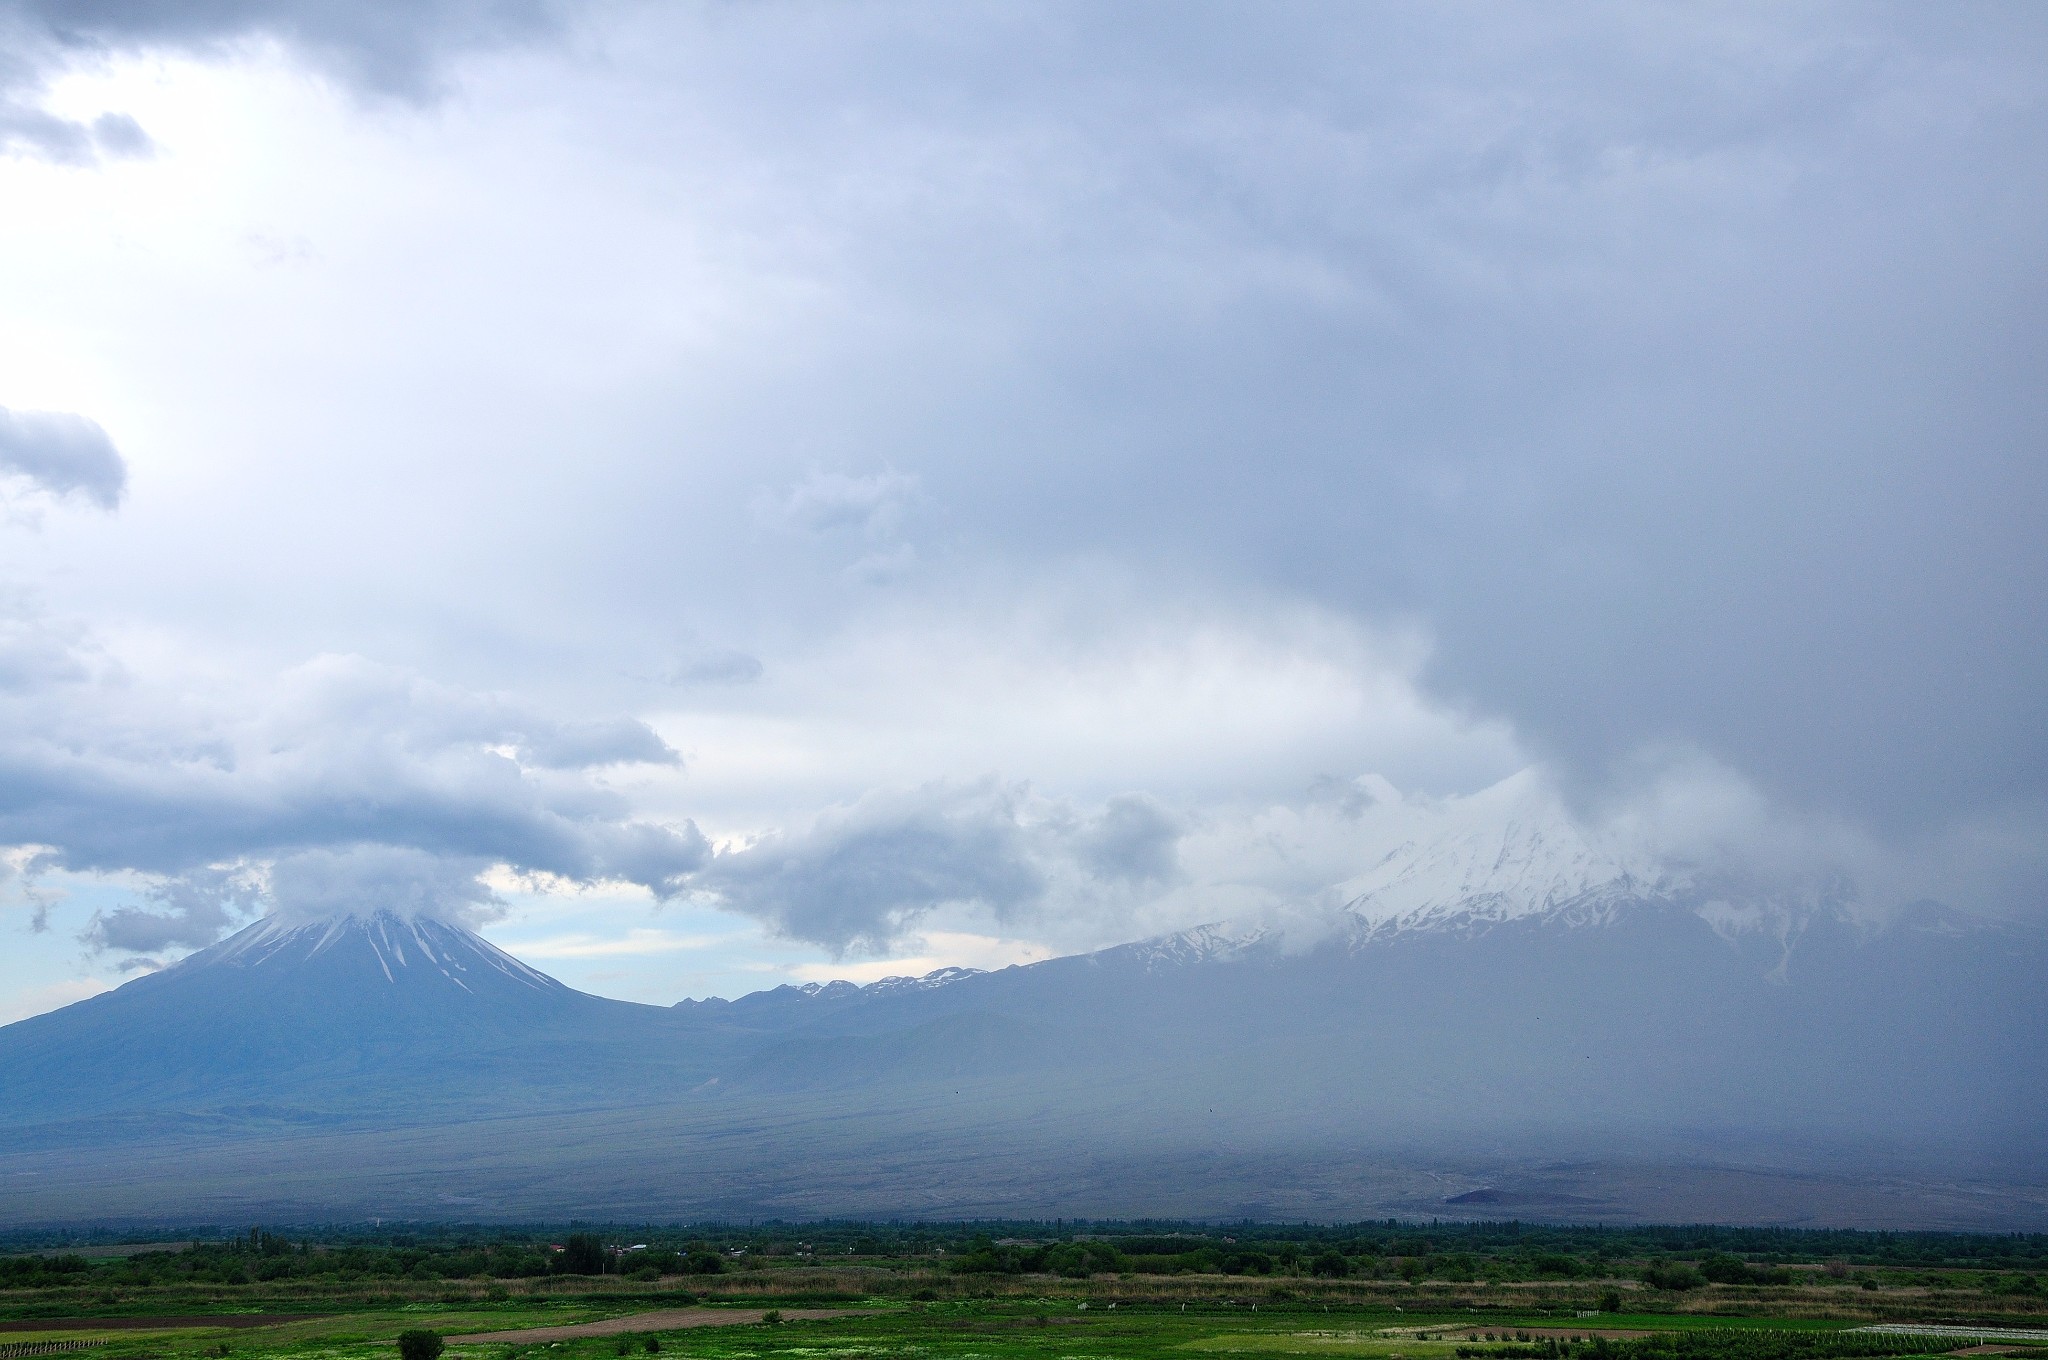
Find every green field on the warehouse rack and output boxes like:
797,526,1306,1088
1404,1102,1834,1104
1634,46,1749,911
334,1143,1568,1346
5,1302,2046,1360
2,1223,2042,1360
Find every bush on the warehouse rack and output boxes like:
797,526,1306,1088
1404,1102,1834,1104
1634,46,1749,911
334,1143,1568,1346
644,1338,662,1353
1309,1250,1351,1278
761,1310,782,1326
397,1331,445,1360
1698,1254,1793,1287
1642,1262,1705,1292
1599,1290,1623,1313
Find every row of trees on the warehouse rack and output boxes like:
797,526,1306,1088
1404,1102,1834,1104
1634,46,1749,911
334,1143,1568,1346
0,1233,729,1288
5,1221,2041,1291
552,1234,726,1279
12,1220,2042,1269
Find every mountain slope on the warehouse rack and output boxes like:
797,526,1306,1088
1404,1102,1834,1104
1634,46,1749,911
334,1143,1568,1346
1,824,2043,1225
0,911,697,1130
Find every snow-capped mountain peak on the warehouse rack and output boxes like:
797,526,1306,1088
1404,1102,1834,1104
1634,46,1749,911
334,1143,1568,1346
1333,773,1674,935
1121,771,1870,964
177,909,564,995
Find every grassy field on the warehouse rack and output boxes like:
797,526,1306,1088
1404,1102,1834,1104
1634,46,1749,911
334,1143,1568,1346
4,1287,2047,1360
5,1300,2047,1360
2,1222,2043,1360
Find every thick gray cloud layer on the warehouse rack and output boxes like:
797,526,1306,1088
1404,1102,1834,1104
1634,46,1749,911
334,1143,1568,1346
1,2,2043,976
880,5,2047,835
597,1,2042,840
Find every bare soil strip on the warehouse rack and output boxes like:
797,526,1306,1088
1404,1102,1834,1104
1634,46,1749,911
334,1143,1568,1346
0,1318,326,1334
1857,1329,2048,1345
1415,1330,1653,1342
450,1309,874,1344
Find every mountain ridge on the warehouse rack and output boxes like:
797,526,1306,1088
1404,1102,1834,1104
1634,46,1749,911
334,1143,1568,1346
2,840,2042,1226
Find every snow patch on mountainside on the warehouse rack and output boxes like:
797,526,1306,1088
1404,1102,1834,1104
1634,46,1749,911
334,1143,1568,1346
1112,922,1277,972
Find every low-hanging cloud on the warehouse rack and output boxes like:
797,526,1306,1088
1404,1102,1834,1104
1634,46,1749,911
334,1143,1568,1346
682,751,2029,966
691,780,1047,956
688,780,1188,957
1,603,706,954
0,408,127,509
82,864,264,956
267,844,503,928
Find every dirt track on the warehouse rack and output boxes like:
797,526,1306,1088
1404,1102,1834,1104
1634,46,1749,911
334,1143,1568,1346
1433,1330,1654,1341
0,1317,326,1334
449,1309,874,1344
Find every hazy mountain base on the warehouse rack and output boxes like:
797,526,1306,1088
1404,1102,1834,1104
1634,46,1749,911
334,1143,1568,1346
0,1095,2036,1232
2,903,2041,1229
2,1084,2043,1230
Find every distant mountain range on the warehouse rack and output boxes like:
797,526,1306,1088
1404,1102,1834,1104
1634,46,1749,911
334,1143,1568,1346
3,794,2043,1229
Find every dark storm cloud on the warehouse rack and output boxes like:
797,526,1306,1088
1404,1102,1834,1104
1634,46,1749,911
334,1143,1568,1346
1074,795,1181,885
0,0,569,160
0,408,126,508
5,0,2044,960
693,781,1047,956
663,1,2045,842
689,781,1190,954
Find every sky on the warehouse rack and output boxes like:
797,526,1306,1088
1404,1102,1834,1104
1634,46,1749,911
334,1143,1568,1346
0,1,2043,1020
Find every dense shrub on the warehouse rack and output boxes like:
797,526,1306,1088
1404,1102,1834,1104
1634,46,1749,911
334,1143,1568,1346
1699,1253,1794,1287
396,1330,443,1360
1532,1253,1586,1278
1642,1261,1706,1291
